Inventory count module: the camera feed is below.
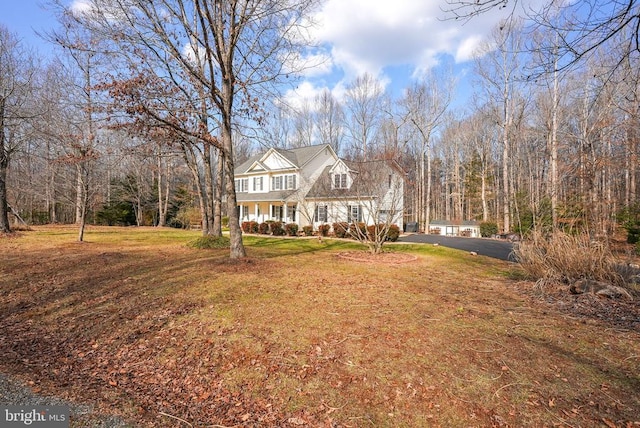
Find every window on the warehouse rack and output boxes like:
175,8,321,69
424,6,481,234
272,174,296,190
253,176,263,191
333,173,347,189
272,176,283,191
314,205,327,222
287,205,296,222
235,178,248,192
271,205,283,220
348,205,362,223
286,174,297,190
237,205,249,219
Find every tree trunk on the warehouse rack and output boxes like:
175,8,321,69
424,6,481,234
157,151,166,227
212,150,224,236
550,52,559,230
203,143,216,235
0,97,10,233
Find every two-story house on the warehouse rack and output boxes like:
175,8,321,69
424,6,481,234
234,144,404,231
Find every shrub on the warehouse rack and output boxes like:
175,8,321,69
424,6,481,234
627,226,640,245
258,222,270,234
270,221,285,236
318,223,330,237
302,225,313,236
514,231,626,287
364,224,401,242
618,202,640,244
480,221,498,237
349,222,367,239
284,223,299,236
241,221,258,234
367,224,383,241
333,222,349,238
387,224,400,242
187,235,230,249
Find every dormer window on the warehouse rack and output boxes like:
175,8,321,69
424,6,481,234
333,173,347,189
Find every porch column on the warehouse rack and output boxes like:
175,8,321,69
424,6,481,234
254,204,259,222
283,204,288,223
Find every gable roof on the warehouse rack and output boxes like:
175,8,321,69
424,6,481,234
306,159,400,199
235,144,336,175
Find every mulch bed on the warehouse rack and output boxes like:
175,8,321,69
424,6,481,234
514,281,640,332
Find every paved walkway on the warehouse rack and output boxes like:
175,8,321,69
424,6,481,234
398,234,516,261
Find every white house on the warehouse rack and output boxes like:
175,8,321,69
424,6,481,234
234,144,404,231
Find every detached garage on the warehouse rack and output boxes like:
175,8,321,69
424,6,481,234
428,220,481,237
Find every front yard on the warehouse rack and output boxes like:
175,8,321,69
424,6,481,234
1,226,638,427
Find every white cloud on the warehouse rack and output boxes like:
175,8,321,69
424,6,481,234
297,0,548,98
455,35,485,62
70,0,92,16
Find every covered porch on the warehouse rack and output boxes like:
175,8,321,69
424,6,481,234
238,201,298,225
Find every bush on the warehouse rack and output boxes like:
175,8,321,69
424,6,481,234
627,226,640,245
387,224,400,242
302,225,314,236
318,223,330,237
258,222,270,234
514,231,626,287
270,221,285,236
617,202,640,244
241,221,258,233
284,223,298,236
365,224,401,242
187,235,230,249
349,222,367,239
367,224,383,241
96,202,136,226
480,221,498,237
333,222,349,238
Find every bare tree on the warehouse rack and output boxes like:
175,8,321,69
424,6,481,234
314,89,344,155
474,20,527,233
291,100,315,147
309,159,404,254
59,0,320,258
343,73,385,160
445,0,640,76
0,26,36,233
401,72,453,232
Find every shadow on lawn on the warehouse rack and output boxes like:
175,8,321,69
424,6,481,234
245,236,356,258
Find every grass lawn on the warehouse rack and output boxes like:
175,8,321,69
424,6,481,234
1,225,639,427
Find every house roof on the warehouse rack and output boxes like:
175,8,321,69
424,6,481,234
235,190,297,203
235,144,335,175
305,159,398,200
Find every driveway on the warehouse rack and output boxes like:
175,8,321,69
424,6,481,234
398,234,516,261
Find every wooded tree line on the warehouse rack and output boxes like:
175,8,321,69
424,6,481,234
1,0,639,249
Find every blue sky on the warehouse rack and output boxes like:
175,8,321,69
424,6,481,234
0,0,542,112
